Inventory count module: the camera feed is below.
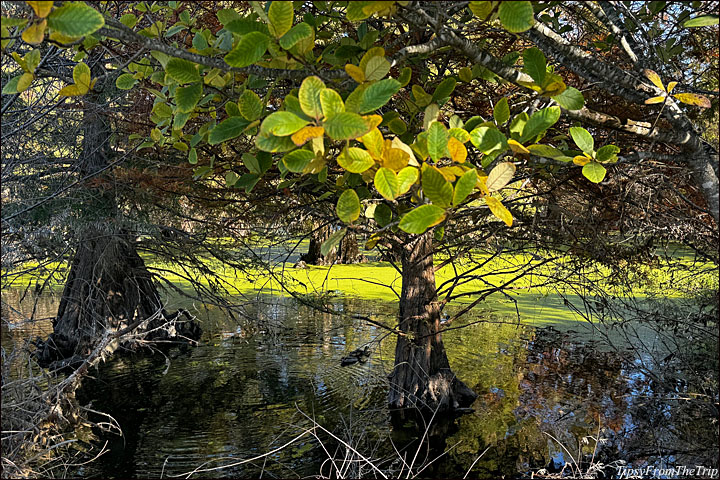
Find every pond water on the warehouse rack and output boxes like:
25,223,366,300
2,287,717,478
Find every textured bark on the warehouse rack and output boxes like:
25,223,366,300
35,231,201,368
34,65,200,368
300,225,365,265
388,233,477,413
300,224,330,265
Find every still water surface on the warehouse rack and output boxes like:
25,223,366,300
3,288,717,478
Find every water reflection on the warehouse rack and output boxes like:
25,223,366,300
3,290,717,478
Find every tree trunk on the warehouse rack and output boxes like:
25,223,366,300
300,223,331,265
35,230,200,367
336,231,363,264
300,224,365,265
388,232,477,413
34,63,200,368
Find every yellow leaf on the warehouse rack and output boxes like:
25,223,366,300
541,77,566,96
508,139,530,154
477,175,489,195
573,155,591,166
360,128,384,158
438,167,457,181
291,126,325,146
666,81,678,94
12,52,28,71
48,30,81,44
486,196,513,226
359,47,385,74
312,136,325,156
58,84,85,96
27,1,53,18
448,136,467,162
365,233,382,250
73,62,91,93
517,80,543,92
643,69,665,91
382,148,409,171
486,161,516,192
22,19,46,44
363,1,395,15
458,66,473,83
17,72,34,92
363,114,383,130
672,92,712,108
644,95,666,104
391,137,418,166
345,64,365,83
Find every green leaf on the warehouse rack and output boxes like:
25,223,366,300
323,112,369,140
336,189,361,223
225,19,271,36
397,166,419,195
432,77,457,102
239,90,263,121
596,144,620,163
282,149,314,172
261,111,309,136
388,118,407,135
552,87,584,110
427,122,448,162
486,162,516,191
175,82,203,113
498,1,534,33
338,147,374,173
509,112,528,139
209,117,250,145
217,9,241,25
298,76,325,119
2,17,29,28
256,131,297,152
364,56,391,82
226,171,239,187
373,203,392,226
224,31,270,68
279,22,312,49
2,75,20,94
320,88,344,118
359,78,401,114
115,73,137,90
582,162,606,183
422,164,453,207
453,168,477,205
268,1,294,38
47,2,105,37
569,126,594,153
346,1,373,21
242,153,261,174
321,228,347,256
683,14,719,27
520,106,560,143
398,205,446,234
469,126,508,155
522,47,546,86
398,66,412,87
374,167,399,201
493,97,510,126
527,144,569,160
166,58,201,84
188,148,198,164
469,1,494,20
412,85,432,107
